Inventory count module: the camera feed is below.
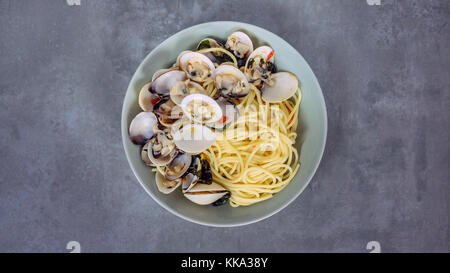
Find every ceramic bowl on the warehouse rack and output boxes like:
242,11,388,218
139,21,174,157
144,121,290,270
121,21,327,227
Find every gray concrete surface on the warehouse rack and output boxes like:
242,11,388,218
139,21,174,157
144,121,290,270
0,0,449,252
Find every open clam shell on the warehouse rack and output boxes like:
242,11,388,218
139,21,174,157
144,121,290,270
164,152,192,181
141,142,155,167
180,94,223,124
183,156,202,190
197,38,234,65
207,97,239,129
213,65,250,98
179,52,215,82
244,46,275,85
225,31,253,60
175,50,193,68
138,82,161,112
180,173,199,193
153,98,184,127
147,131,178,166
184,182,229,205
173,123,217,155
128,112,158,145
261,72,299,103
152,67,178,82
170,80,208,106
155,172,181,194
150,70,187,96
197,38,222,50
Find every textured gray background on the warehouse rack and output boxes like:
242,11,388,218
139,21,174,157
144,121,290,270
0,0,449,253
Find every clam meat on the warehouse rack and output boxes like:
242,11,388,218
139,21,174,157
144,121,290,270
245,46,275,85
180,94,223,124
179,52,215,82
155,172,181,194
213,64,250,98
147,129,178,166
170,79,208,106
225,31,253,60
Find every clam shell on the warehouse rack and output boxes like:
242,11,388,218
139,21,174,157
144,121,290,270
213,64,250,98
197,38,222,50
173,123,217,155
175,50,193,68
246,46,274,64
147,132,178,166
170,80,207,106
184,182,229,205
155,172,181,194
138,82,161,111
207,97,239,129
150,70,187,96
261,72,298,103
128,112,158,145
180,94,223,124
181,172,200,193
165,153,192,180
179,52,215,82
152,68,177,82
225,31,254,59
153,98,184,127
141,142,155,166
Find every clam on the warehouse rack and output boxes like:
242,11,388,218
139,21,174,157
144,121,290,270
213,64,250,98
173,123,217,155
155,172,181,194
151,68,177,82
181,156,203,192
184,182,230,205
225,31,253,60
150,70,187,96
261,72,299,103
153,98,184,127
207,97,239,129
180,156,212,192
244,46,275,85
170,79,208,106
164,152,192,181
147,130,178,166
180,173,199,193
180,94,223,124
138,82,161,111
129,112,158,145
179,52,215,82
141,142,155,167
197,38,222,51
175,50,193,68
197,38,233,65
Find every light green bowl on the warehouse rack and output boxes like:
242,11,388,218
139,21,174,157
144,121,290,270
121,22,327,227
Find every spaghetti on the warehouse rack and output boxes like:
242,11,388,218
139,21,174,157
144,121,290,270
197,47,302,206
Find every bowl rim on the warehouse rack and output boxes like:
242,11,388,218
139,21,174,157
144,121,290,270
121,21,328,227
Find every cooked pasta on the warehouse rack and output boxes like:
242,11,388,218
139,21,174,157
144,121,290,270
200,68,301,206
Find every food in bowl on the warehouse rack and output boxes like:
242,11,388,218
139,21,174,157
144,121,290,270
128,31,302,207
